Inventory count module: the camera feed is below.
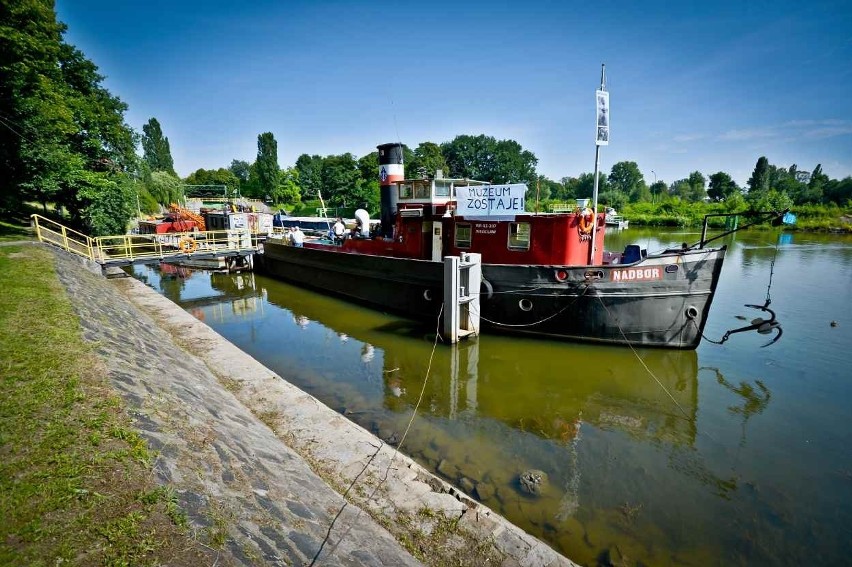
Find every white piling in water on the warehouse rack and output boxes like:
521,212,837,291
443,253,481,343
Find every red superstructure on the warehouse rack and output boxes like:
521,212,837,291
306,177,605,266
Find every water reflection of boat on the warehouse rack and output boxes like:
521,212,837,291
259,274,698,447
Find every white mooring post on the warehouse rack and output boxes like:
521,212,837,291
443,253,481,343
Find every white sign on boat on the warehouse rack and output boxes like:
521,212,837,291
455,184,528,220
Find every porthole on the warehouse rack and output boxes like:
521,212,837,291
519,299,533,312
424,289,432,301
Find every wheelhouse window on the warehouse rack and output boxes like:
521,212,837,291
413,181,430,199
434,181,451,197
508,222,531,250
455,223,472,248
398,181,434,200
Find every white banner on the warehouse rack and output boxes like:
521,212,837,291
596,89,609,146
455,184,528,219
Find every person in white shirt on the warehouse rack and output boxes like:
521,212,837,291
332,218,345,242
290,226,305,247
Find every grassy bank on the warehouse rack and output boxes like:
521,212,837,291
619,201,852,232
0,209,34,242
0,245,209,566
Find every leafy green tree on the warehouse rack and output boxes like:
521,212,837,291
441,134,537,184
441,133,482,179
747,156,770,195
773,167,809,204
136,184,160,215
321,153,362,207
599,189,627,210
75,171,136,236
748,189,793,212
141,118,175,174
823,177,852,206
554,177,578,202
574,172,608,200
295,154,324,198
0,0,63,209
492,139,537,184
272,166,302,208
147,171,183,206
57,42,137,174
687,171,707,202
526,176,553,209
669,179,691,201
649,180,668,202
607,161,644,200
408,142,448,179
229,159,251,183
241,162,260,198
809,164,829,196
708,172,739,201
254,132,280,200
184,168,240,195
0,1,136,224
357,151,378,184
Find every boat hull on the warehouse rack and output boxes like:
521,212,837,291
258,240,725,349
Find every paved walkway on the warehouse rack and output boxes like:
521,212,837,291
52,248,576,567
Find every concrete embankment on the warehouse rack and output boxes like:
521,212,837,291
53,247,577,567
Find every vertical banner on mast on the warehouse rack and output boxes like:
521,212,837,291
595,90,609,146
590,64,607,265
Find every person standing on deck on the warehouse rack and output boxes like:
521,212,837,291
290,226,305,247
332,217,345,243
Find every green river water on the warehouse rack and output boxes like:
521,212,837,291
132,227,852,566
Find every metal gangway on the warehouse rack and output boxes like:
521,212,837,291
30,214,260,269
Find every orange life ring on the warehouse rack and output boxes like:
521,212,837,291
578,209,595,235
178,236,198,253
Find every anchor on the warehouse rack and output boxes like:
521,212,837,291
719,300,783,347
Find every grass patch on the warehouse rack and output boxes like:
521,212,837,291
0,246,211,566
390,506,501,566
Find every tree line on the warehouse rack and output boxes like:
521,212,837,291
2,4,850,236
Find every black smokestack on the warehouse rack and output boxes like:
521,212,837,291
377,143,404,238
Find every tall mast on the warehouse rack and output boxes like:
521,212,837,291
590,64,608,264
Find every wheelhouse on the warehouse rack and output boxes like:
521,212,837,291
390,174,604,265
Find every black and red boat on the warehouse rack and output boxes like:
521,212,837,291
259,140,774,349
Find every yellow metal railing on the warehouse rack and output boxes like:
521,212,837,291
93,230,256,263
30,214,258,265
31,214,95,261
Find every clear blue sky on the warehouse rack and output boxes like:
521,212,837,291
55,0,852,187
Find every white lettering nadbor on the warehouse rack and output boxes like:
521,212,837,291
611,268,662,282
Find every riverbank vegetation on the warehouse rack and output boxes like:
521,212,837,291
0,245,211,565
2,4,849,236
